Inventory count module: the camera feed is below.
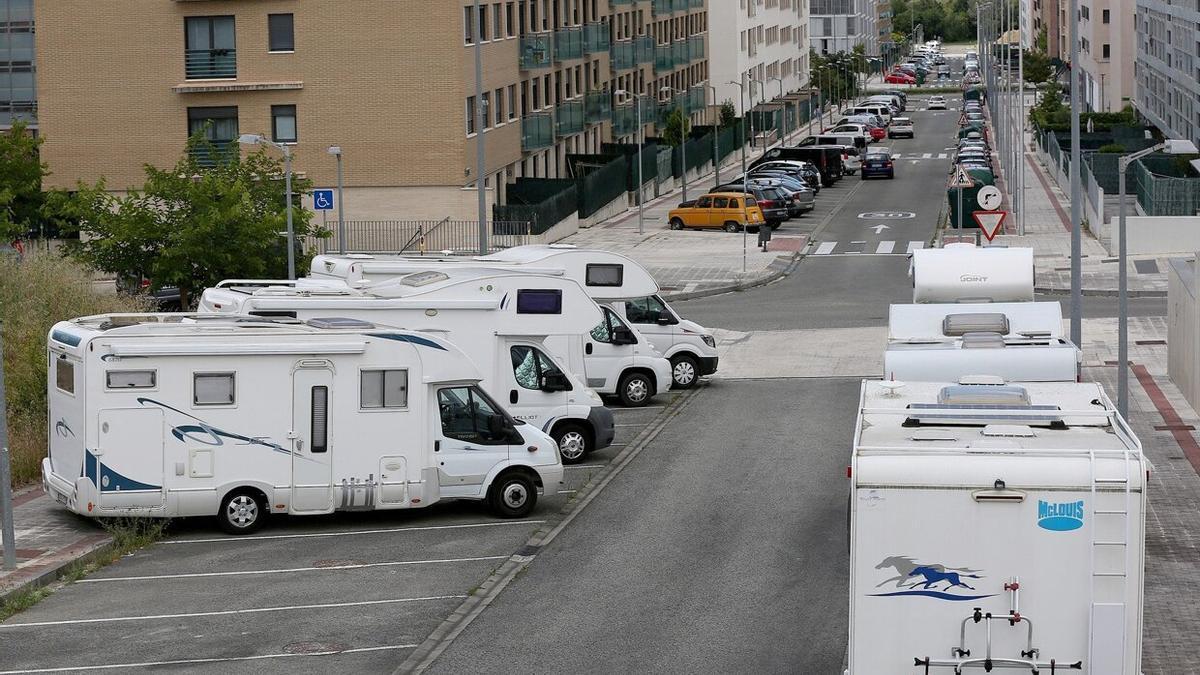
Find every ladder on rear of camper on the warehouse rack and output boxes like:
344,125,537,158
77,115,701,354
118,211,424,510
1087,445,1133,675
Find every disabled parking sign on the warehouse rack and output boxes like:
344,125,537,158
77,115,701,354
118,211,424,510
313,190,334,211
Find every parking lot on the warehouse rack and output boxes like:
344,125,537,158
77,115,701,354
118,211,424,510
0,389,688,674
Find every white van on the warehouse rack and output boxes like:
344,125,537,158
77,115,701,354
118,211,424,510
310,245,719,390
911,244,1035,303
199,270,615,463
850,104,892,125
42,314,564,534
849,379,1146,674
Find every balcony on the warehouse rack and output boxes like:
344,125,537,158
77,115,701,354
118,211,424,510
611,40,636,70
635,36,655,64
583,22,610,54
655,44,675,72
585,89,612,123
673,0,690,10
688,86,706,113
521,113,554,150
556,100,585,136
689,0,704,7
672,39,688,66
611,0,634,4
612,105,638,136
688,35,706,61
185,48,236,79
520,33,552,70
555,27,583,61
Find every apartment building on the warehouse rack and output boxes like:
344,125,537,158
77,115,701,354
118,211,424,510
709,0,810,112
35,1,708,221
0,0,34,130
1134,0,1200,147
875,1,893,52
810,0,872,54
1075,0,1135,111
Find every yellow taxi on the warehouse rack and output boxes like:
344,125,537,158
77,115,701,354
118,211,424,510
667,192,766,232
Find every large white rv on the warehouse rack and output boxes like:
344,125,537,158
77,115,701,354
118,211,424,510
308,245,720,389
198,270,616,463
889,302,1064,341
849,379,1146,674
911,244,1035,303
43,314,563,534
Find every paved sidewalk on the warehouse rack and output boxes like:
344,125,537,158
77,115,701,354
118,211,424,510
0,485,109,601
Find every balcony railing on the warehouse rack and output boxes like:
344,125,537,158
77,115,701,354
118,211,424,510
689,0,704,7
556,100,585,136
688,35,706,61
555,27,583,61
635,35,655,64
522,113,554,150
655,44,674,72
583,22,610,54
672,39,687,66
673,0,690,10
652,0,673,14
611,0,634,4
611,40,636,70
520,33,553,70
612,105,638,136
688,86,706,113
185,48,236,79
189,140,235,167
585,89,612,123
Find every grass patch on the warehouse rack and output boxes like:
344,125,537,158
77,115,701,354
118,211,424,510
0,252,148,486
0,517,169,621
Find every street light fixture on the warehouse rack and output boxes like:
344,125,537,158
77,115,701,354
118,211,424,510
614,89,646,235
327,146,346,254
664,86,688,202
1115,138,1199,417
238,133,295,280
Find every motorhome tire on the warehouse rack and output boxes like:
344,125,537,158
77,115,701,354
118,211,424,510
218,489,267,535
552,423,591,464
489,472,537,518
724,222,739,233
669,218,685,230
617,371,653,407
670,354,699,389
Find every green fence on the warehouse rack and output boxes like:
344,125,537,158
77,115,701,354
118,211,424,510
568,154,629,218
493,178,579,234
1133,157,1200,217
602,142,660,191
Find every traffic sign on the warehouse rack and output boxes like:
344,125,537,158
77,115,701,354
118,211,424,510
949,166,973,188
313,189,334,211
976,185,1003,210
972,210,1008,241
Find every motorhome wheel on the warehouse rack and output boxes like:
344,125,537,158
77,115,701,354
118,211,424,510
618,372,652,407
670,354,699,389
489,472,537,518
552,423,590,464
219,490,267,535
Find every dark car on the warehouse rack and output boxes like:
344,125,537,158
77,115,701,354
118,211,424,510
711,183,790,227
755,146,843,186
861,150,895,179
116,275,183,310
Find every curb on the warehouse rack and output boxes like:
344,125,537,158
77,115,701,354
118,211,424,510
660,251,801,302
1034,286,1167,298
0,534,114,606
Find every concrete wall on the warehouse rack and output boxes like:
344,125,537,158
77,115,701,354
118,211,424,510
1114,215,1200,255
1168,257,1200,414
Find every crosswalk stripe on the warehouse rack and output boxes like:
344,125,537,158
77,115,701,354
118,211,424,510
937,153,948,160
921,153,932,159
907,241,925,252
876,240,896,254
814,241,837,255
892,153,902,159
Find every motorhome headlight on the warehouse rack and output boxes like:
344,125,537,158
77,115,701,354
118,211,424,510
702,334,716,348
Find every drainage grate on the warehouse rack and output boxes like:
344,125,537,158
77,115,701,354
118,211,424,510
1133,259,1161,274
1135,339,1167,346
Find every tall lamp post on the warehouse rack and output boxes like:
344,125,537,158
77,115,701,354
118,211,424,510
665,86,688,202
327,146,346,254
1115,139,1198,417
238,134,295,280
1069,0,1083,347
727,80,750,273
768,76,786,147
707,84,721,186
615,89,646,235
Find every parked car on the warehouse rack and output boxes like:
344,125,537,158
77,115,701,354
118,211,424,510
928,96,947,110
668,192,766,232
884,89,908,107
888,117,914,139
751,160,822,192
710,184,790,227
885,72,916,84
756,146,843,186
828,124,876,143
965,111,986,124
861,149,896,180
747,177,814,215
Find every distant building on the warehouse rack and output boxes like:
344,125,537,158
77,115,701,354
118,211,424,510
1076,0,1134,111
1134,0,1200,147
709,0,810,113
0,0,34,130
810,0,871,54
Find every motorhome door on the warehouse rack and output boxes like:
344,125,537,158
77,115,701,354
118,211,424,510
435,386,512,496
291,366,335,513
96,408,165,511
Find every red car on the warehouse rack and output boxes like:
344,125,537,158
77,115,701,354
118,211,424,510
865,125,886,141
884,72,916,84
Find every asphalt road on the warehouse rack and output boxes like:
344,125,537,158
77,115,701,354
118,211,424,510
427,378,858,674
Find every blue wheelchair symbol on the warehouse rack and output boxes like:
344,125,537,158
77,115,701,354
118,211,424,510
313,190,334,211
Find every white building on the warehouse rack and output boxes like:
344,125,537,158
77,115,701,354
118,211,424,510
809,0,873,55
1133,0,1200,146
1076,0,1136,112
709,0,811,111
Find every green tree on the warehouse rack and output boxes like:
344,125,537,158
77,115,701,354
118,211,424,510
1023,49,1052,84
0,121,49,241
1035,26,1048,52
63,134,325,307
719,101,737,129
663,107,690,147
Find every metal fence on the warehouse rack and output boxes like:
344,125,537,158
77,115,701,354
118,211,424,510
494,178,580,234
568,153,628,218
1133,159,1200,217
305,219,533,254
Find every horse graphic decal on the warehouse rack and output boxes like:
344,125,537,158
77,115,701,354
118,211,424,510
869,555,996,601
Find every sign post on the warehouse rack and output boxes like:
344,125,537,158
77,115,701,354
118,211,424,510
972,210,1008,242
0,323,16,571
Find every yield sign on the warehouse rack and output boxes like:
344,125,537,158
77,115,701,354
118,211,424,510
972,210,1008,241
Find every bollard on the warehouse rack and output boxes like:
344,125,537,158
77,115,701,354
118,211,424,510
0,324,15,571
757,223,773,252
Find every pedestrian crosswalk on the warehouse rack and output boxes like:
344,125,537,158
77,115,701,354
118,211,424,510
809,240,925,256
879,152,949,161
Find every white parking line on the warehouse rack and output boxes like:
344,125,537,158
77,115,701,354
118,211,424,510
556,490,578,495
163,520,546,545
0,645,417,674
0,595,467,629
78,555,508,584
875,241,896,254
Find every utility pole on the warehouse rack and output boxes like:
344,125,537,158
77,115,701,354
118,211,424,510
473,0,488,254
0,323,16,572
1069,0,1083,346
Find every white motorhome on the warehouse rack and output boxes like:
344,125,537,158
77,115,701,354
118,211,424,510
42,314,563,534
889,302,1064,341
198,270,615,463
849,379,1146,674
309,245,719,390
911,244,1035,303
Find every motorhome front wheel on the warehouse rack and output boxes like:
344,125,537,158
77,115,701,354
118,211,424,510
489,473,537,518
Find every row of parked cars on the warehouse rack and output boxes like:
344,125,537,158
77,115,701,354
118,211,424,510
885,41,947,84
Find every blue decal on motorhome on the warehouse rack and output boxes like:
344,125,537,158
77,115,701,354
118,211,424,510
82,450,99,486
80,449,160,492
135,397,308,461
55,419,75,438
869,556,996,601
1038,499,1085,531
368,332,448,351
51,330,81,347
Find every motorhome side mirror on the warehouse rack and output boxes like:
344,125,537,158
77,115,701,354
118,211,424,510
612,326,637,345
539,371,571,392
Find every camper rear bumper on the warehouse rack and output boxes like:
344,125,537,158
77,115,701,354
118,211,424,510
42,458,76,510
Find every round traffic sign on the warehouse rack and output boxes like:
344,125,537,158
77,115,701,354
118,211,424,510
857,211,916,219
976,185,1002,210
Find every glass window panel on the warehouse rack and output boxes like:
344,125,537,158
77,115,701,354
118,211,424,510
55,360,74,394
106,370,156,389
268,13,295,51
383,370,408,407
361,370,383,407
194,373,235,405
511,346,540,389
311,386,328,452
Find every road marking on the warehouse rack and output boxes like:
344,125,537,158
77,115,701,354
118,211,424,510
78,555,508,583
907,241,925,252
892,152,903,158
0,596,467,629
681,282,698,294
0,645,418,674
938,153,948,159
868,224,890,234
564,463,607,469
814,241,837,255
162,520,546,545
921,153,932,159
876,240,896,254
556,490,578,495
614,405,665,411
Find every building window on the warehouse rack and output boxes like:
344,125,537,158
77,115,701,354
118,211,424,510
495,88,505,126
466,95,477,134
272,105,297,143
268,13,295,52
184,16,236,79
464,7,475,43
1102,43,1110,59
1102,8,1110,23
361,369,408,409
194,372,235,406
187,106,238,164
106,370,156,389
508,83,517,120
481,91,491,129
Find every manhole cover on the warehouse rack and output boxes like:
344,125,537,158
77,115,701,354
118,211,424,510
312,559,366,568
283,641,350,655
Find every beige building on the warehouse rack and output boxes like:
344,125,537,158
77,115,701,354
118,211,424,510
35,1,709,221
1076,0,1134,112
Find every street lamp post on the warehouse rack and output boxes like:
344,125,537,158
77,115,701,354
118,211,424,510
707,84,721,186
769,76,786,147
327,146,346,254
1069,0,1083,347
727,80,749,273
1115,139,1199,417
665,86,688,202
615,89,646,235
473,0,487,254
238,134,295,280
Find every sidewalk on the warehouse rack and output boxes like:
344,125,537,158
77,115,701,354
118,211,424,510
0,485,110,602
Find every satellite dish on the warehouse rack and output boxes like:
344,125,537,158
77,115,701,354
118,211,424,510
879,380,907,397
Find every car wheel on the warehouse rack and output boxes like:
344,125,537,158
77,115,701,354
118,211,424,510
669,217,685,231
552,423,590,464
488,471,537,518
617,371,653,407
218,490,267,535
670,354,700,389
724,221,739,233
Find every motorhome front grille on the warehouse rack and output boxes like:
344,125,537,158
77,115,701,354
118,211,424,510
942,312,1010,336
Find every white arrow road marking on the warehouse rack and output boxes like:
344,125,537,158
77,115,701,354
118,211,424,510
869,224,891,234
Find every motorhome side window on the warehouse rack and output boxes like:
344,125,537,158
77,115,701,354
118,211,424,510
106,370,156,389
590,309,630,344
625,296,673,324
516,289,562,314
510,345,564,390
585,263,623,287
438,386,508,445
55,358,74,395
360,369,408,409
193,373,235,406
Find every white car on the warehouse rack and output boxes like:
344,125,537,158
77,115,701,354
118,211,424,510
887,117,914,139
829,123,875,141
928,96,947,110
